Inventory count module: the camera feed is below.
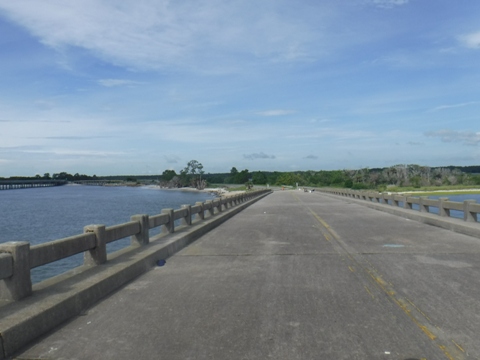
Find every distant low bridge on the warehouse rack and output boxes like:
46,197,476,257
0,180,67,190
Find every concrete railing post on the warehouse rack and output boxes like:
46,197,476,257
84,225,107,266
439,198,450,217
382,194,389,205
403,196,412,210
420,197,429,213
162,209,175,233
0,241,32,301
195,202,205,220
392,197,398,207
205,200,214,217
181,205,192,226
215,198,223,213
131,214,150,246
220,198,227,211
463,200,478,222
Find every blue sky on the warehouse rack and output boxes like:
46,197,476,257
1,0,479,176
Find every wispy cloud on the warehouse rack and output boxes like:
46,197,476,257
28,136,114,140
407,141,423,146
304,155,318,160
428,101,478,112
459,31,480,49
0,1,323,72
165,155,181,164
98,79,144,87
243,152,276,160
256,110,295,117
367,0,409,9
34,100,56,110
23,149,126,157
425,130,480,146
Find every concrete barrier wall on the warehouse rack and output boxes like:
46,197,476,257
0,190,270,302
320,188,480,223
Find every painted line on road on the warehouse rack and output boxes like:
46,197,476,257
363,285,375,299
298,198,466,360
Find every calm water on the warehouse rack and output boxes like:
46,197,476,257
427,193,480,218
387,193,480,218
0,185,214,283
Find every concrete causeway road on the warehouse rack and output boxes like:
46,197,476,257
15,191,480,360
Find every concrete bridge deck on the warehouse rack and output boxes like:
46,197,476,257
15,191,480,360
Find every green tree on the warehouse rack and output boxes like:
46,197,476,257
275,172,302,186
234,169,250,184
252,171,267,185
161,169,177,181
182,160,206,189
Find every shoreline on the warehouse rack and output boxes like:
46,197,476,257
394,188,480,195
143,185,245,196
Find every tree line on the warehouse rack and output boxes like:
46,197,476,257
160,163,480,190
2,163,480,190
1,172,96,181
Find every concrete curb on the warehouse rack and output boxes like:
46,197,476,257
0,192,271,359
320,192,480,240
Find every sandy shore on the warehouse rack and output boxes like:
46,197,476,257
144,185,245,196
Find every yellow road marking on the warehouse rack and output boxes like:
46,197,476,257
452,340,465,353
364,285,374,299
301,201,465,360
406,298,432,322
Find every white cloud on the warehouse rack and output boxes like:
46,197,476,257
164,155,181,164
407,141,423,146
368,0,409,8
98,79,144,87
425,130,480,146
428,101,479,112
256,110,296,117
0,0,323,72
459,31,480,49
22,149,126,157
34,99,56,110
243,152,276,160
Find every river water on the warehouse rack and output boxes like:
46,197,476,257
0,185,214,283
427,193,480,218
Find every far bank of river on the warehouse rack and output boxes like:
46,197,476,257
396,188,480,196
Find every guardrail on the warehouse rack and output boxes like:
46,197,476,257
0,190,270,302
319,188,480,223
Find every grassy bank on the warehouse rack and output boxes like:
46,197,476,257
382,185,480,196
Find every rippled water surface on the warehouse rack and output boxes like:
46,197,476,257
0,185,214,282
